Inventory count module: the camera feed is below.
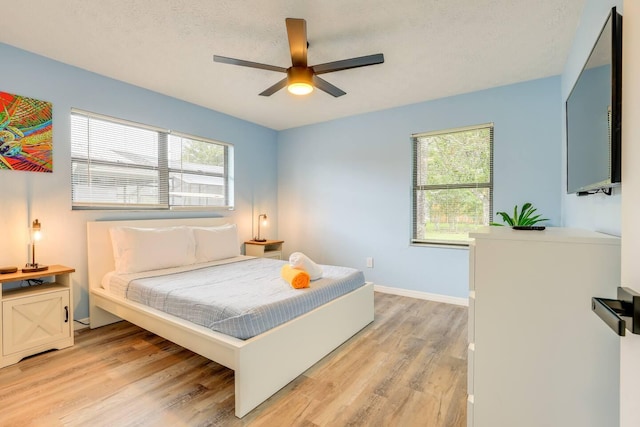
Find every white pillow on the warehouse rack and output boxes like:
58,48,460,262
109,226,196,274
192,224,240,263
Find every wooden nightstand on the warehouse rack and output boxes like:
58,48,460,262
245,240,284,259
0,265,75,368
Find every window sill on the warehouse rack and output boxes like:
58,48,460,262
410,241,470,250
72,205,234,212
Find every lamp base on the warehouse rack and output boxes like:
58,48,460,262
22,264,49,273
253,238,267,242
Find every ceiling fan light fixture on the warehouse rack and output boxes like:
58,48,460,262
288,82,313,95
287,67,314,95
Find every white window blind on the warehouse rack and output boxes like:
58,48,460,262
71,109,233,210
412,123,493,245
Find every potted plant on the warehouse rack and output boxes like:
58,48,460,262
491,202,548,229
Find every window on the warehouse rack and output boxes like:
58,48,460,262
71,109,233,210
412,123,493,245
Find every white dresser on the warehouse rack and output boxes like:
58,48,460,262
468,227,620,427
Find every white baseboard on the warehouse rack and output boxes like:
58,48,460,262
374,285,468,306
74,317,90,331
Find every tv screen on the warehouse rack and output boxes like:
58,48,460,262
566,7,622,195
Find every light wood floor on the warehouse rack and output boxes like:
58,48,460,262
0,292,468,427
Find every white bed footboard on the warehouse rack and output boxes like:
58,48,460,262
87,218,374,417
234,282,373,416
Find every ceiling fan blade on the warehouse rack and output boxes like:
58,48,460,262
312,53,384,75
285,18,308,67
259,78,288,96
213,55,287,73
312,75,346,97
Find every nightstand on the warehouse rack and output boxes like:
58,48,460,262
245,240,284,259
0,265,75,368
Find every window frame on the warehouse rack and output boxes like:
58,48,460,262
70,108,234,211
411,123,494,247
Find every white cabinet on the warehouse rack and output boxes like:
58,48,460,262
244,240,284,259
468,227,620,427
0,265,74,368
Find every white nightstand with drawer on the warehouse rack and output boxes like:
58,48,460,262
244,240,284,259
0,265,75,368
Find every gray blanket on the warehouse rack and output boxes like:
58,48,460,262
116,257,365,339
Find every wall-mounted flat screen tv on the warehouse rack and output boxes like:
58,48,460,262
566,7,622,195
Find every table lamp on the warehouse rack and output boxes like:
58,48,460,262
254,214,268,242
23,219,48,273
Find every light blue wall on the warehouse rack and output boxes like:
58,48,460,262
0,43,279,319
278,77,561,298
561,0,623,235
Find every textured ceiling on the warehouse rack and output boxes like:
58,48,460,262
1,0,585,130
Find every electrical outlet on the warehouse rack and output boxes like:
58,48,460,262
366,257,374,268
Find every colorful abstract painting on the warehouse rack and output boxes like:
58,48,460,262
0,91,52,173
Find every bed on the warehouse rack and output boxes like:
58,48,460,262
87,218,374,418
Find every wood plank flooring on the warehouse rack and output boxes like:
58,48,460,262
0,292,468,427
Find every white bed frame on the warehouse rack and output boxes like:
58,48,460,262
87,218,374,418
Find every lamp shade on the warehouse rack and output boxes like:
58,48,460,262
32,219,42,241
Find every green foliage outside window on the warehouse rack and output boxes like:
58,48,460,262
413,125,493,244
182,139,225,166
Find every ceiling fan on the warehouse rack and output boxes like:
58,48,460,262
213,18,384,97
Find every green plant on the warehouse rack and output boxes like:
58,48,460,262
491,202,548,227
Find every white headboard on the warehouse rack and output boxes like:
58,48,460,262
86,217,232,293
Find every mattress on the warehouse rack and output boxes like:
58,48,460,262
102,257,366,339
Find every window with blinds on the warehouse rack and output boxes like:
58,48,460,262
71,109,233,210
412,123,493,245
